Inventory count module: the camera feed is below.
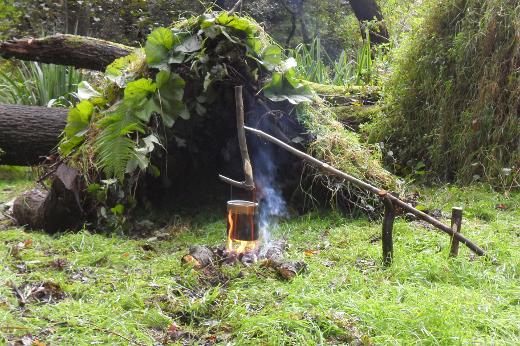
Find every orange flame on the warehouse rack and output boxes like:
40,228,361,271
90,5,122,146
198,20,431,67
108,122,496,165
226,210,258,254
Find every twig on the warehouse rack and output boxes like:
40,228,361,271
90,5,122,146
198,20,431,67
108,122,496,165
228,0,243,15
218,174,252,190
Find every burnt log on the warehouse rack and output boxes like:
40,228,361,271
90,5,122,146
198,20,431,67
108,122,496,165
182,245,215,268
13,164,84,232
275,261,307,280
0,104,68,166
0,34,133,71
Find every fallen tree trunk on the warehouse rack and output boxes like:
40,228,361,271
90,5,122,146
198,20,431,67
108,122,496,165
0,34,133,71
0,104,68,165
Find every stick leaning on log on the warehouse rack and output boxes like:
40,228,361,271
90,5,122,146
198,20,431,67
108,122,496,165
244,126,486,257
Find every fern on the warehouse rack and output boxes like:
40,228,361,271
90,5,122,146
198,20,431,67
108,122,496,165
93,107,144,180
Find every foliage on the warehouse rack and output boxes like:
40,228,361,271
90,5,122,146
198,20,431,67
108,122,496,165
288,37,375,86
370,0,520,190
0,0,363,58
1,185,519,344
0,0,21,40
57,11,331,225
61,11,313,176
0,61,83,107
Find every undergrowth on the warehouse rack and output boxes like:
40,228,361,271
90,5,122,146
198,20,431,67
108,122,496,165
1,184,518,345
370,0,520,189
0,60,83,107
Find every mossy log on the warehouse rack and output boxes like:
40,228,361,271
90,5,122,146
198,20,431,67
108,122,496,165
0,104,68,165
0,34,133,71
329,105,380,128
302,80,380,105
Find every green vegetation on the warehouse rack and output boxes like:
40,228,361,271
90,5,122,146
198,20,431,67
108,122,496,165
0,61,83,107
57,12,394,225
288,37,375,86
0,166,33,202
1,181,518,344
371,0,520,188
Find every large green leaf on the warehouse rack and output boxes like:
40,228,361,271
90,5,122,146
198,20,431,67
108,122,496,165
145,27,174,69
124,78,157,108
155,72,188,125
263,72,314,105
135,97,162,123
60,100,95,155
64,100,94,138
216,13,257,35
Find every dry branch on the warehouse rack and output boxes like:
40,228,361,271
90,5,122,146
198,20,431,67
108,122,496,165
244,126,486,257
0,34,132,71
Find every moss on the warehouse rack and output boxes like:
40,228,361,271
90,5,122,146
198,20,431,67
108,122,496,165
302,80,379,98
372,0,520,189
329,105,380,123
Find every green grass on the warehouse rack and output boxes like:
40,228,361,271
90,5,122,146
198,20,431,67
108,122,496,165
0,183,519,345
0,166,33,203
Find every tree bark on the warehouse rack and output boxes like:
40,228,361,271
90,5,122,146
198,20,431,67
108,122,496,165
0,34,133,71
348,0,389,46
0,104,68,165
13,164,84,232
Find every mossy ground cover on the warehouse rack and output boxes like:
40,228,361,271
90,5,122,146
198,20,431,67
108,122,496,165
1,175,519,345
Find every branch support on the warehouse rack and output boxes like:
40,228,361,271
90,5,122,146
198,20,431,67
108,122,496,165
244,125,486,258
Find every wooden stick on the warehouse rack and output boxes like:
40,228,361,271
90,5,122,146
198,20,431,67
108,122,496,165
449,207,463,257
235,86,255,190
228,0,244,15
244,126,486,256
218,174,250,189
382,196,394,265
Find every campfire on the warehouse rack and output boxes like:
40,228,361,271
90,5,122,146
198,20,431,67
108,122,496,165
181,199,306,280
181,86,307,279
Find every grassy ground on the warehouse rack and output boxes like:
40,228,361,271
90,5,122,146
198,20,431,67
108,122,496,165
0,175,519,345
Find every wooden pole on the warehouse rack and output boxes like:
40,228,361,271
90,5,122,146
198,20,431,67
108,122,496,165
244,125,486,257
382,196,394,265
235,86,254,190
218,86,255,191
449,207,463,257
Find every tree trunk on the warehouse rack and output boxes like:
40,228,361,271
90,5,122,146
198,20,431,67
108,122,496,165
348,0,389,46
0,104,68,165
0,34,133,71
13,164,84,232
